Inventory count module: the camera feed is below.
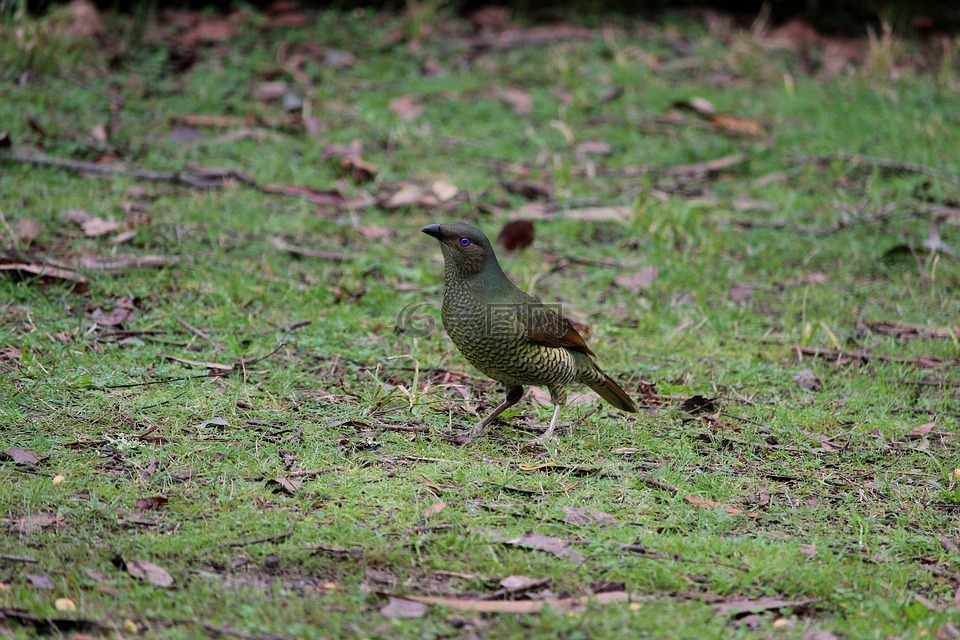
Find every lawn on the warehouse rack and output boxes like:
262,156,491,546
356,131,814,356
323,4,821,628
1,3,959,639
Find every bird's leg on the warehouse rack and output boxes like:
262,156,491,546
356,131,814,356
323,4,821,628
473,385,524,437
538,386,567,441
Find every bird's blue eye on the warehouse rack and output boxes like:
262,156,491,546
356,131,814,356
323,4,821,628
459,237,471,247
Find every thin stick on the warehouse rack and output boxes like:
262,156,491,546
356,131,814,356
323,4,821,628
221,522,295,548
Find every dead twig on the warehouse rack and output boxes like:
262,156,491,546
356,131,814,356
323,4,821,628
221,522,295,549
0,150,250,189
0,553,39,563
792,153,960,188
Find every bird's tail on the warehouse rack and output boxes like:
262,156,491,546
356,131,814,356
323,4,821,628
575,354,638,413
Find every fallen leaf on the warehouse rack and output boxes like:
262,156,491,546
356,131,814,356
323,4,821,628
799,543,817,559
794,368,822,392
339,155,378,184
267,477,301,495
799,631,839,640
170,466,195,481
685,495,758,518
499,575,549,592
176,15,235,46
497,220,535,251
3,448,39,465
196,417,230,428
26,574,55,590
614,267,657,293
117,557,174,588
382,590,638,614
709,114,766,138
253,81,289,102
679,395,719,415
502,533,585,562
575,141,611,158
499,87,533,114
727,285,755,303
134,496,168,512
662,153,746,179
380,597,427,619
66,0,102,38
421,501,445,517
430,180,459,202
561,506,618,527
91,296,135,327
715,596,816,618
0,263,88,293
389,95,424,121
674,96,716,116
60,209,121,237
12,513,64,533
381,183,425,209
260,183,346,206
503,180,551,201
15,217,41,243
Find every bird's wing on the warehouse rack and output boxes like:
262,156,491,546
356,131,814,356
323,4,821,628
523,299,596,357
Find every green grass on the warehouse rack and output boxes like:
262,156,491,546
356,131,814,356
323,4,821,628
1,7,959,639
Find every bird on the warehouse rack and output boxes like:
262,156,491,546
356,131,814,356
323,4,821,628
421,222,637,440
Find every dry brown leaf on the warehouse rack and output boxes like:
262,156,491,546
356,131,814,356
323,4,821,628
381,184,425,209
340,155,378,184
799,543,817,559
727,285,755,303
135,496,168,511
389,95,424,121
253,81,288,102
60,209,120,237
499,87,534,114
575,141,611,158
497,220,535,251
92,296,135,327
793,368,822,392
663,154,745,178
260,183,345,206
501,533,585,562
12,513,64,533
499,575,549,592
66,0,102,38
709,114,766,138
15,217,41,243
385,590,637,614
503,180,551,201
3,448,39,465
176,16,236,46
614,267,657,293
0,263,88,293
430,180,459,202
561,506,618,527
380,597,427,619
715,596,816,618
267,477,301,495
119,557,174,588
685,495,758,518
26,574,55,590
421,501,445,517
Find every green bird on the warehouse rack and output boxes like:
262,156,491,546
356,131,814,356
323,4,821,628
421,222,637,439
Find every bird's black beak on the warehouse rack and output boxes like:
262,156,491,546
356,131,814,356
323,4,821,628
421,224,442,239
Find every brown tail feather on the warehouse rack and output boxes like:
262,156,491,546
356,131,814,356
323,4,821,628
586,371,638,413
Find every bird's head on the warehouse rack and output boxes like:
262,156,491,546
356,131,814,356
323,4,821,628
421,222,497,276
